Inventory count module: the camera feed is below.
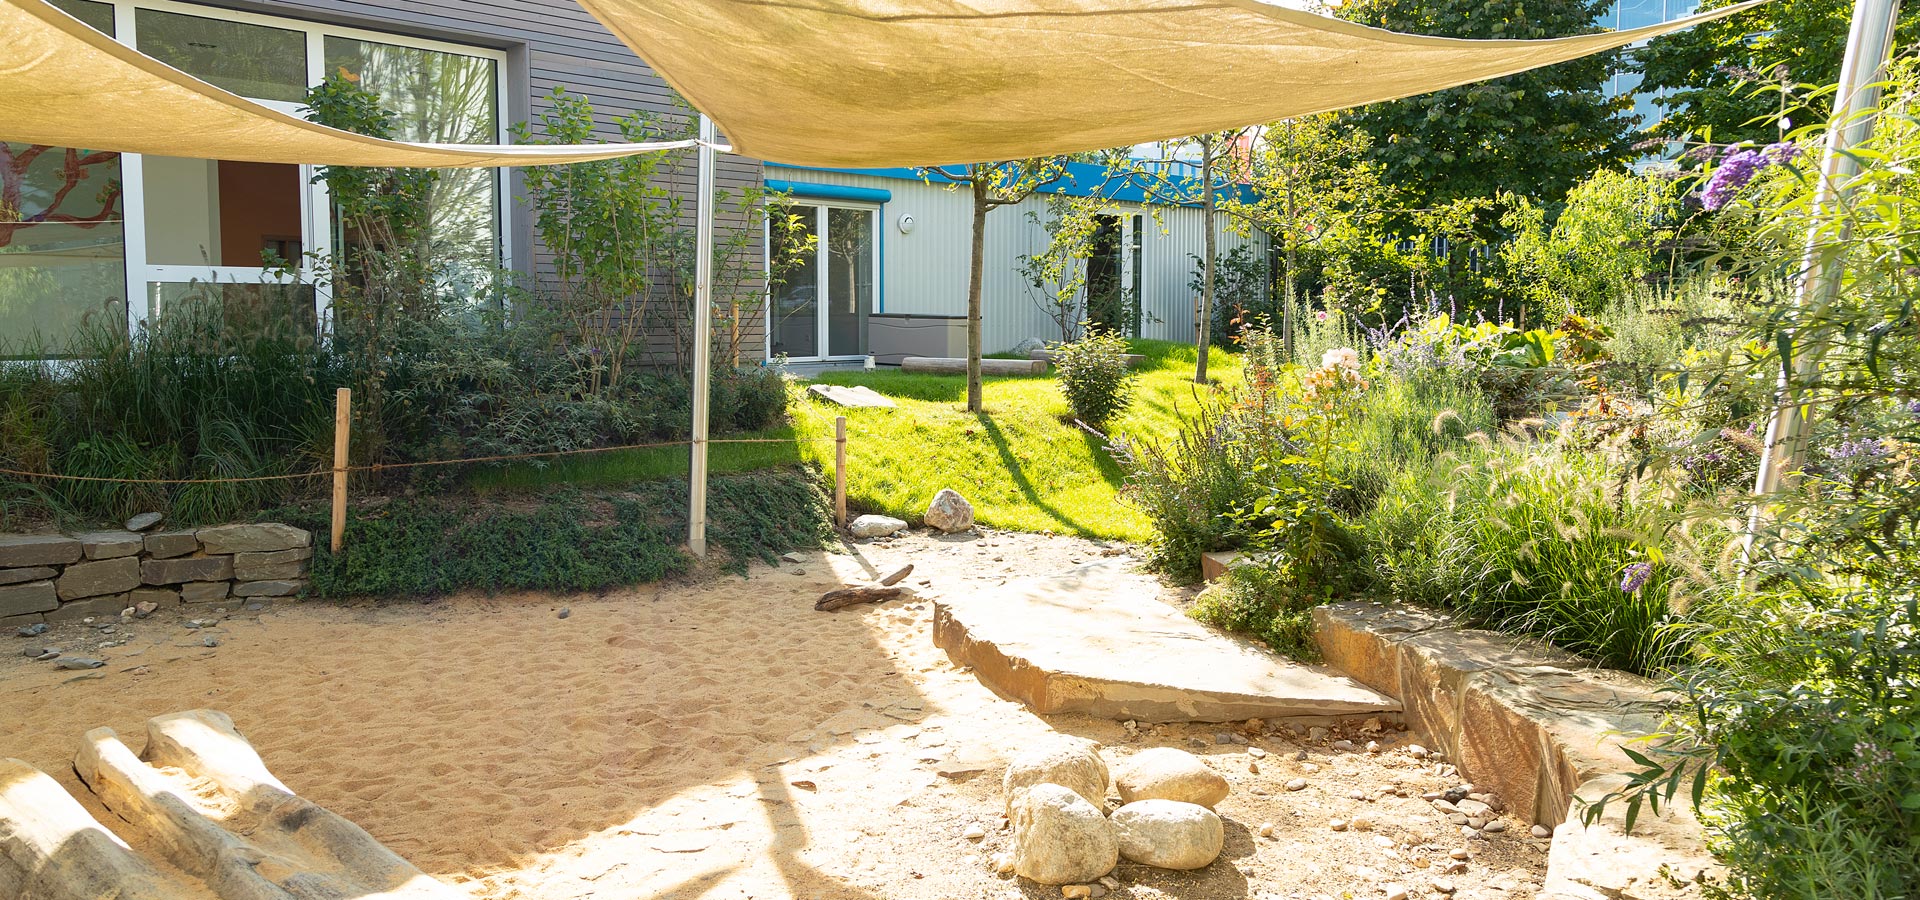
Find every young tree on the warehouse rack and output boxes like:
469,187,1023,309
1225,115,1392,358
1017,193,1105,343
1334,0,1635,219
1635,0,1920,148
917,159,1073,412
1110,130,1254,383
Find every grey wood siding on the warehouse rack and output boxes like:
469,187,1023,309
193,0,768,363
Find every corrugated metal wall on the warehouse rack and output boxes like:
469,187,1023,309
768,168,1262,355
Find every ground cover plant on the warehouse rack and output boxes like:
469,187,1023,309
276,469,835,597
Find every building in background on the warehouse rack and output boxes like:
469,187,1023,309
0,0,759,357
763,164,1263,370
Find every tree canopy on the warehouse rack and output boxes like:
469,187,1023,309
1334,0,1636,221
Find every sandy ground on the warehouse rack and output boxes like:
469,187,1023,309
1,529,1548,900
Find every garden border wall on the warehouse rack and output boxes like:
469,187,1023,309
0,524,310,628
1312,600,1720,900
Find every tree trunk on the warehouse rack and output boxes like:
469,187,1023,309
1282,122,1298,363
967,177,988,412
1197,139,1216,385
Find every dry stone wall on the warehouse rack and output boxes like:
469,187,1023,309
0,524,311,628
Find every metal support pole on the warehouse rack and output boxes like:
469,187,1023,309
1747,0,1903,547
689,116,717,557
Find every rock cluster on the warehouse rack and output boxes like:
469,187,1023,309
997,740,1226,889
0,524,312,630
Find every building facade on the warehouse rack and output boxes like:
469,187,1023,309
763,164,1263,368
1,0,759,356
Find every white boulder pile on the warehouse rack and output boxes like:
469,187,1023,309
996,739,1227,889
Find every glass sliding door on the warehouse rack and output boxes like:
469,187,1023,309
769,202,876,360
769,207,820,358
0,0,123,357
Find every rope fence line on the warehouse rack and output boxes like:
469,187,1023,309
0,436,841,484
4,390,857,554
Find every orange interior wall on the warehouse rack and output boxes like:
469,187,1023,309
217,161,302,267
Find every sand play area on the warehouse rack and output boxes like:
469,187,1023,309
2,530,1550,899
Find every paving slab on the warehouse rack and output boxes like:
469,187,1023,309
806,383,898,409
932,560,1400,723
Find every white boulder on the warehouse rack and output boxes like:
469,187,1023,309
1010,783,1118,885
924,489,975,533
1110,799,1224,870
1114,747,1229,809
848,514,908,538
1003,737,1108,813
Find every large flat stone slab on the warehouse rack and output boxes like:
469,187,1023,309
1312,601,1718,900
933,561,1400,723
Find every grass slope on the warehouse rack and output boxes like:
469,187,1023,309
792,340,1235,541
471,339,1237,542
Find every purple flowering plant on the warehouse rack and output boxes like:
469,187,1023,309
1700,142,1802,211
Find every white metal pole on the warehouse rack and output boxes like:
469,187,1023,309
689,115,717,558
1747,0,1902,542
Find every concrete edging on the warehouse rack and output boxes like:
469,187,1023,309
1311,600,1720,900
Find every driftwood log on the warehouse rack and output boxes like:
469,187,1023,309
900,356,1046,376
815,585,906,611
878,564,914,586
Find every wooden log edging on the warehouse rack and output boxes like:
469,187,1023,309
900,356,1047,376
1311,601,1720,900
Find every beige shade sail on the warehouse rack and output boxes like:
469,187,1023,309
578,0,1768,167
0,0,696,167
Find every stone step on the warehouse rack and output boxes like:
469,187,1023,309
932,560,1400,724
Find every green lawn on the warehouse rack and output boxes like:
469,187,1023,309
472,339,1239,541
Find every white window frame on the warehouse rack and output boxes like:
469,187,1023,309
90,0,511,335
764,199,881,362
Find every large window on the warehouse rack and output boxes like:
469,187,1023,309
0,0,508,354
1,0,123,356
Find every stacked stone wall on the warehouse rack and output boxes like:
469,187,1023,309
0,524,310,628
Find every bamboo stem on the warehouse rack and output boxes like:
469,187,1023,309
834,416,848,527
330,388,350,553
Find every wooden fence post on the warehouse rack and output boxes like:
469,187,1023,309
834,416,848,528
331,388,350,553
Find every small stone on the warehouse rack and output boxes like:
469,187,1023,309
993,853,1016,875
125,512,164,532
1114,747,1229,808
1308,726,1330,742
1430,878,1456,894
924,489,975,533
1099,876,1120,890
1331,740,1356,752
1445,861,1468,875
1285,778,1308,792
1408,744,1430,759
848,514,909,539
1010,784,1117,885
1258,822,1275,837
964,824,987,841
1366,740,1381,753
1351,816,1374,832
1003,737,1109,813
1330,819,1348,832
1530,825,1552,839
34,650,60,661
1483,820,1507,834
558,608,571,619
1061,886,1092,899
1449,848,1471,861
1248,747,1267,758
247,603,265,611
1215,732,1234,745
1384,885,1411,900
17,622,48,637
1110,799,1224,870
1454,799,1492,818
201,636,219,648
55,656,104,670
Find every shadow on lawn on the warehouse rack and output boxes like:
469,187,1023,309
976,414,1129,538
